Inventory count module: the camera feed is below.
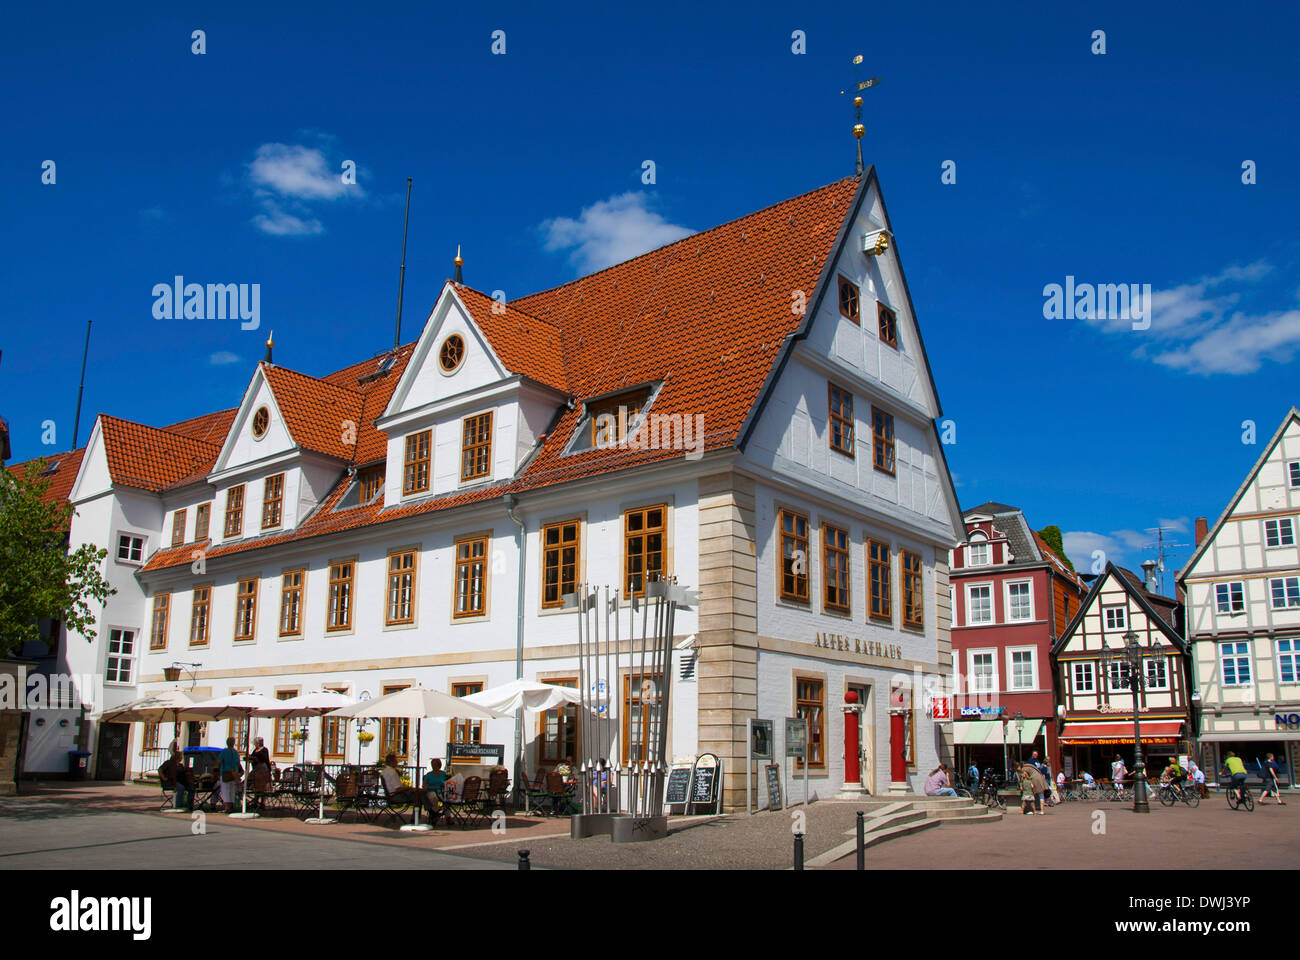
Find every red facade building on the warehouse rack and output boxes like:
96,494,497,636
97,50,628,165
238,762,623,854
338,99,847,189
950,502,1087,777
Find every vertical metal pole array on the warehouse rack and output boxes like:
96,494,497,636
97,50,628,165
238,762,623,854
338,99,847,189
575,585,591,816
635,582,651,816
605,588,616,813
653,581,678,813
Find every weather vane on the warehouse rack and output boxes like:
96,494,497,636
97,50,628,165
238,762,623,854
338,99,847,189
840,55,882,177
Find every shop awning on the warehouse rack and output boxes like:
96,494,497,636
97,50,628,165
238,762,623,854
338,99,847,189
954,720,1044,745
1060,721,1182,745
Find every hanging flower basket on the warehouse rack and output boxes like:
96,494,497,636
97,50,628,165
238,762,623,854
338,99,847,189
357,732,375,744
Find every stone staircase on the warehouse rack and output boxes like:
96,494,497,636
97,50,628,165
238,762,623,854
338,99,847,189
805,795,1001,867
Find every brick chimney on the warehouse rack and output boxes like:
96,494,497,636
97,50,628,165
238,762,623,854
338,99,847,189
1195,517,1209,546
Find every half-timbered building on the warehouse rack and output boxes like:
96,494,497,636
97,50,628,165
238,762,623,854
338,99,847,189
1052,563,1191,781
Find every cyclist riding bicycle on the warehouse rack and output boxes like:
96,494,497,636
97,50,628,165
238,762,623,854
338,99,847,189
1221,751,1248,803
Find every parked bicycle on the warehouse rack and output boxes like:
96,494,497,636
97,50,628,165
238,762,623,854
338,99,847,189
973,769,1005,809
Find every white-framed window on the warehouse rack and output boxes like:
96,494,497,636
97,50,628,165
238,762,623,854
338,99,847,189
1072,661,1095,693
1219,641,1251,686
1270,576,1300,610
1264,517,1296,548
116,533,145,564
1007,648,1036,690
1289,461,1300,488
1278,638,1299,685
1143,657,1169,691
967,536,990,566
106,629,135,684
967,584,994,624
968,650,997,693
1106,661,1132,692
1006,580,1033,621
1103,605,1127,631
1215,582,1245,614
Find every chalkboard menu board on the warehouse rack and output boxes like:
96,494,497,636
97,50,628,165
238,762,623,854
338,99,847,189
765,764,782,811
665,766,692,805
691,764,718,805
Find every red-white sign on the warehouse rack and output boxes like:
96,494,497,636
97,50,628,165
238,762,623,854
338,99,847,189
930,697,951,721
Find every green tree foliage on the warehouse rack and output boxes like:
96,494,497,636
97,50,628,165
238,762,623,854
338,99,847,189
0,459,115,657
1036,525,1075,572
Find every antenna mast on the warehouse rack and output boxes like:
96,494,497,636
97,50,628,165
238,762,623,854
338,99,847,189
1142,526,1191,596
393,176,413,350
72,318,92,450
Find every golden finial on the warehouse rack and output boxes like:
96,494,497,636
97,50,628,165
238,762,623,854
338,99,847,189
266,330,274,349
453,244,464,267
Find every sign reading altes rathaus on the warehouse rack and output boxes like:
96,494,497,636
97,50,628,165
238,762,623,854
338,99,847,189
811,632,904,660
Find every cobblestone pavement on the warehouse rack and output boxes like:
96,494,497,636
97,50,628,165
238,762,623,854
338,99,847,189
4,783,1296,870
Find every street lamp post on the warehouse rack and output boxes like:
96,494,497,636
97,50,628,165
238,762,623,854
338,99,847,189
1102,629,1164,814
1001,717,1009,780
1015,711,1025,763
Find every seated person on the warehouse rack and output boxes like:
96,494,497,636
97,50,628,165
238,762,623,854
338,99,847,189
423,759,448,816
1080,771,1097,791
380,753,436,820
174,761,197,810
923,764,957,797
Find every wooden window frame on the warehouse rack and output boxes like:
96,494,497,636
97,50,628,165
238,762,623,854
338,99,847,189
828,383,855,457
359,467,384,503
189,585,212,648
450,681,486,762
379,684,410,761
322,684,349,760
262,473,284,530
439,335,465,372
868,538,892,622
402,430,431,496
223,484,245,538
822,523,851,614
794,675,826,770
901,550,924,628
327,560,354,632
143,722,160,751
453,535,488,619
541,520,581,609
871,407,895,475
386,549,417,626
195,503,211,541
838,275,860,324
234,577,258,642
272,688,300,758
624,505,668,599
778,509,810,603
460,412,494,482
537,677,579,765
878,302,898,348
622,672,663,765
171,509,187,547
588,389,649,447
279,569,305,637
150,593,170,651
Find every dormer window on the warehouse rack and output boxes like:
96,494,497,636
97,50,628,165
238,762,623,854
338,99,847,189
567,386,656,454
967,535,990,566
262,473,284,529
251,406,270,439
224,484,245,538
461,413,493,482
359,468,384,503
403,431,431,495
439,334,465,373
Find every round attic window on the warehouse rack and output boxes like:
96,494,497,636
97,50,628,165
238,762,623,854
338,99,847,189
251,406,270,439
439,334,465,373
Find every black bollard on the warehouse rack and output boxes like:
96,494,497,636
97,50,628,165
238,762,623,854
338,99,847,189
856,811,865,871
793,832,804,871
518,849,531,871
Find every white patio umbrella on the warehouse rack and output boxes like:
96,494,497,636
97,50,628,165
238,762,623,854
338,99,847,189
101,689,199,753
254,690,357,824
327,687,508,832
463,678,581,714
180,692,279,819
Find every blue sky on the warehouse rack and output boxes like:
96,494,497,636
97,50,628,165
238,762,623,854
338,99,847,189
4,1,1299,587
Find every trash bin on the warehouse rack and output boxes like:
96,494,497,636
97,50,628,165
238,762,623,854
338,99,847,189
68,750,92,781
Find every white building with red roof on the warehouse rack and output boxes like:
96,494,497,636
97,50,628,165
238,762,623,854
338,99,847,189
34,169,962,807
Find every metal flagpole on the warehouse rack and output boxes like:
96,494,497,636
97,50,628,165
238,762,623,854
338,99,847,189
605,587,615,813
576,585,591,816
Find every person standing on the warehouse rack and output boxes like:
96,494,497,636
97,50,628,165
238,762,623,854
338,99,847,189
1016,762,1036,815
1261,753,1286,805
1111,754,1128,794
1026,761,1049,813
967,760,980,789
218,737,243,813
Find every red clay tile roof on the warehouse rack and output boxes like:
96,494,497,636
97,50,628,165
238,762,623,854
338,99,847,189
261,363,365,462
162,409,238,445
454,287,568,393
99,416,223,493
121,177,864,573
5,447,86,505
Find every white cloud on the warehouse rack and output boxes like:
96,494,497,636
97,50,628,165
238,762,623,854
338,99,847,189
209,351,241,365
1063,530,1119,574
542,192,693,273
1087,261,1300,375
248,144,354,200
252,199,323,236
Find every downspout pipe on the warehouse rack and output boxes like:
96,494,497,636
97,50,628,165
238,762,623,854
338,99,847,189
504,492,526,784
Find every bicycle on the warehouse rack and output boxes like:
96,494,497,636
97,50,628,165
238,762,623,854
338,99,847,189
1225,779,1254,812
974,772,1006,810
1156,780,1199,808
